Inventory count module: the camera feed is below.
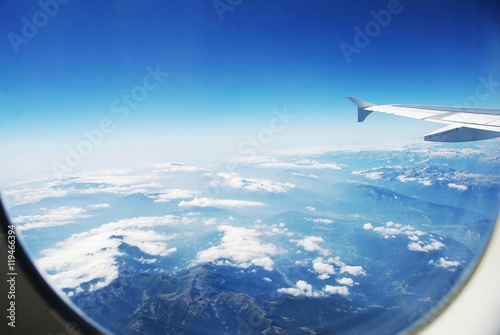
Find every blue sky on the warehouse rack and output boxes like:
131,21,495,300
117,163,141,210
0,0,499,181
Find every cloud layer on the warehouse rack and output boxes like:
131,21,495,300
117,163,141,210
218,172,296,193
36,215,192,294
13,206,90,231
194,225,279,271
278,280,350,297
179,197,266,208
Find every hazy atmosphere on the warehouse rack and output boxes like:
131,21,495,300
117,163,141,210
1,1,499,334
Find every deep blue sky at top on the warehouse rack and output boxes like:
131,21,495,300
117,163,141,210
0,0,499,178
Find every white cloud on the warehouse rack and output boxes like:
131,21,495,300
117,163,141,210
291,172,319,179
278,280,350,297
408,240,445,252
278,280,322,297
370,221,426,239
260,159,342,170
13,206,90,231
366,222,447,254
134,257,157,264
194,225,279,271
65,168,164,196
336,277,354,286
312,257,335,279
178,197,266,209
429,257,460,269
306,206,316,212
340,265,366,276
419,180,433,186
328,256,344,267
217,172,295,193
263,277,272,282
363,223,374,230
153,163,204,173
365,172,384,180
204,218,217,226
294,236,329,255
352,169,384,180
88,203,110,209
448,183,468,191
3,179,71,205
397,175,417,183
262,223,288,237
307,218,333,224
323,285,349,296
153,189,198,202
36,215,191,293
252,257,275,270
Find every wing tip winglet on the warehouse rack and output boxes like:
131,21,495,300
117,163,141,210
347,97,375,122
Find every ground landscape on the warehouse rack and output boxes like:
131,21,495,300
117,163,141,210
3,144,499,334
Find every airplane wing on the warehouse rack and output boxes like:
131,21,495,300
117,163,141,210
348,97,500,142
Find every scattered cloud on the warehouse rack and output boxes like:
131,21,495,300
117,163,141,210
340,264,366,276
178,197,266,209
324,256,366,277
323,285,349,296
194,225,279,271
278,281,350,297
291,172,319,179
429,257,460,269
363,223,374,230
260,159,342,170
262,223,289,236
65,168,164,196
278,280,322,297
448,183,468,191
134,257,158,264
293,236,329,255
307,218,333,224
367,221,426,239
397,175,417,183
153,189,198,202
352,169,384,180
3,179,70,205
336,277,354,286
365,222,446,253
204,218,217,226
13,206,90,231
312,257,335,279
306,206,316,212
217,172,296,193
36,215,192,294
153,163,205,173
408,240,445,252
364,172,384,180
88,203,110,209
419,179,433,186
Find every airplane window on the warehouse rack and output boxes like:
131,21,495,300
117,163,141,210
1,1,498,334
